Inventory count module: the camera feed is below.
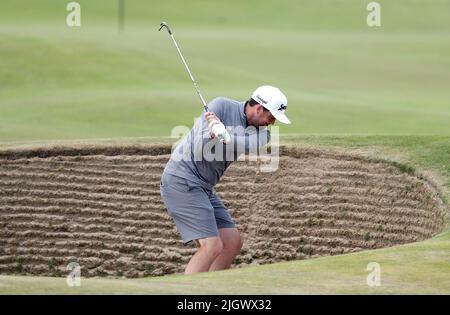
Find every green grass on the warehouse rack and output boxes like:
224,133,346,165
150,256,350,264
0,0,449,294
1,1,450,141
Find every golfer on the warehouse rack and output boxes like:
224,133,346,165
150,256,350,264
160,85,291,274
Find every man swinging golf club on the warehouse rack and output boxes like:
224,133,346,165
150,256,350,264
159,22,291,274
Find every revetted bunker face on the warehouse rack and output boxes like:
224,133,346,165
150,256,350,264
0,145,447,278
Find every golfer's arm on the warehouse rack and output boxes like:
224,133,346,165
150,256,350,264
205,97,225,120
228,130,270,155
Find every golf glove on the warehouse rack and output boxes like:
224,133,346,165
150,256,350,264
206,113,231,144
211,122,231,144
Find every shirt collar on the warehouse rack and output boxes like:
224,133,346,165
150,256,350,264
240,101,249,128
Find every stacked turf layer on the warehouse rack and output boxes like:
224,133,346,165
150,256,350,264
0,145,446,277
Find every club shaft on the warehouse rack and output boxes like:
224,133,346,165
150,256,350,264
168,33,208,111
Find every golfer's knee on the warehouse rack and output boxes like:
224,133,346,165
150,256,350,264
201,238,223,258
226,234,243,255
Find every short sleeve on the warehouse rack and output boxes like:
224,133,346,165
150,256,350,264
205,97,225,120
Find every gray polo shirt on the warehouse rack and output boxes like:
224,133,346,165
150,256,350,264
163,97,270,189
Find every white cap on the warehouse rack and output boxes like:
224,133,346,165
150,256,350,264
251,85,290,124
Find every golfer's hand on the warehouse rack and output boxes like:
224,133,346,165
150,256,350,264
205,112,221,138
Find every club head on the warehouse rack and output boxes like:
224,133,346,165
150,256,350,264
159,21,172,34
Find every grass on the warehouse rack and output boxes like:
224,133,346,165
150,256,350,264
1,1,450,141
0,0,449,294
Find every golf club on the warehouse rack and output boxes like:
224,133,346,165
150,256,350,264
159,21,231,144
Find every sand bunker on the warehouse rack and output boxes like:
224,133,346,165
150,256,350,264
0,144,447,277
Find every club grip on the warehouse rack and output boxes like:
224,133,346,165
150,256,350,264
211,123,231,144
217,130,231,144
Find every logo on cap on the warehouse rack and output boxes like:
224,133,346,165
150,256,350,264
255,95,268,105
278,104,287,111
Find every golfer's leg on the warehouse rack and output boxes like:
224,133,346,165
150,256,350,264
185,236,223,274
160,174,221,274
209,228,243,271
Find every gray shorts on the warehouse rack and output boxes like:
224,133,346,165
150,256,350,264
160,173,235,244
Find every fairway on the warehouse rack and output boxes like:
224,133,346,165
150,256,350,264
0,0,449,295
1,1,450,140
